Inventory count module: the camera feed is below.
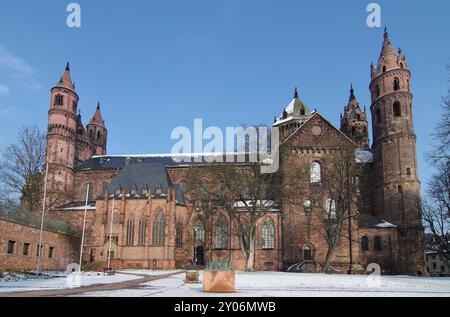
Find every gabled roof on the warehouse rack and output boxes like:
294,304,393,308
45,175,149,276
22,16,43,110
281,112,357,147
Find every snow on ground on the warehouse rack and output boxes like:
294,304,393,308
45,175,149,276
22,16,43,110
0,271,140,293
78,271,450,298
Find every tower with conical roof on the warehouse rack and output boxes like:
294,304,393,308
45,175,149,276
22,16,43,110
340,85,370,148
369,28,425,274
46,63,78,204
87,102,107,156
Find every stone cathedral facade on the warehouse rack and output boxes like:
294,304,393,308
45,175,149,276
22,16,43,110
6,30,426,275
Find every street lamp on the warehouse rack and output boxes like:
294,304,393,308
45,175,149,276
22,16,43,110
107,198,118,270
303,199,313,215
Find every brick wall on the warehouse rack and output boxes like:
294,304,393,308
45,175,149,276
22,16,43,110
0,219,80,271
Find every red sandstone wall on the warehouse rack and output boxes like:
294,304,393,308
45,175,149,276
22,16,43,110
0,219,79,271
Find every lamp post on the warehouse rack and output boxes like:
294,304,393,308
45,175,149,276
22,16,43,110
303,199,313,242
107,198,117,270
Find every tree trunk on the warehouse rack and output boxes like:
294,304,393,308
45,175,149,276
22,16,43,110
245,233,256,272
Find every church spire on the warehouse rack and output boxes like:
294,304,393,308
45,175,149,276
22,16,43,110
294,87,299,99
349,84,356,101
56,62,75,91
89,102,105,126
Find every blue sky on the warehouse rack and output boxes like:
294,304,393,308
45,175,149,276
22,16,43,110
0,0,449,186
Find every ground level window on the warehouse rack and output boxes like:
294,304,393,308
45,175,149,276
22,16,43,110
303,246,313,261
7,241,16,254
23,243,30,256
48,247,55,259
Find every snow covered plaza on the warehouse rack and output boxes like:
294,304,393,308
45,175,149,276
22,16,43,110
0,270,449,297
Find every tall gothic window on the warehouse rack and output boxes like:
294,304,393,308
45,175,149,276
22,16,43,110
138,217,147,245
152,209,165,245
324,198,336,219
175,221,183,248
215,214,229,249
310,162,322,184
194,220,205,242
262,218,275,249
126,218,135,246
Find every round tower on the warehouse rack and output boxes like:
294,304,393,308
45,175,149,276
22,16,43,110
46,63,78,203
369,29,425,275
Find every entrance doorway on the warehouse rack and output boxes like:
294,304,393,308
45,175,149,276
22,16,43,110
194,245,205,265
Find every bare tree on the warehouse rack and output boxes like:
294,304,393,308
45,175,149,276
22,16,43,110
423,62,450,259
310,148,360,273
421,161,450,260
0,126,46,210
185,155,302,271
429,63,450,164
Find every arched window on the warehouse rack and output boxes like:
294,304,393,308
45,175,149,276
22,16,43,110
361,236,369,251
303,246,313,261
393,77,400,91
383,66,387,73
393,101,401,117
215,214,229,249
194,220,205,242
310,162,321,184
152,209,165,245
175,221,183,248
406,168,411,176
398,185,403,194
54,94,64,106
376,108,382,123
262,218,275,249
351,126,356,136
300,108,306,116
324,198,336,219
138,217,147,245
97,131,101,143
126,218,135,246
376,85,380,98
374,236,382,251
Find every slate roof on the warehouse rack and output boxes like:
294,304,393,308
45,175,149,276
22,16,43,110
358,213,397,229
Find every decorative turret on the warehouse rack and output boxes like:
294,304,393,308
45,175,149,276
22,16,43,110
340,85,370,148
86,102,107,156
273,88,313,141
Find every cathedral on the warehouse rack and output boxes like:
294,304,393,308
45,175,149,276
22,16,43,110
38,29,426,275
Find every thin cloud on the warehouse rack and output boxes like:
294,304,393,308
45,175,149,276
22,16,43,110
0,84,9,95
0,105,18,117
0,45,42,92
0,45,34,76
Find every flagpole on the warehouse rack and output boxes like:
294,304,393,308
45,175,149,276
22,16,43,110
36,163,49,275
79,184,90,272
107,197,115,269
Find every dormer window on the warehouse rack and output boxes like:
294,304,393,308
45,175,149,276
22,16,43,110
300,108,306,116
